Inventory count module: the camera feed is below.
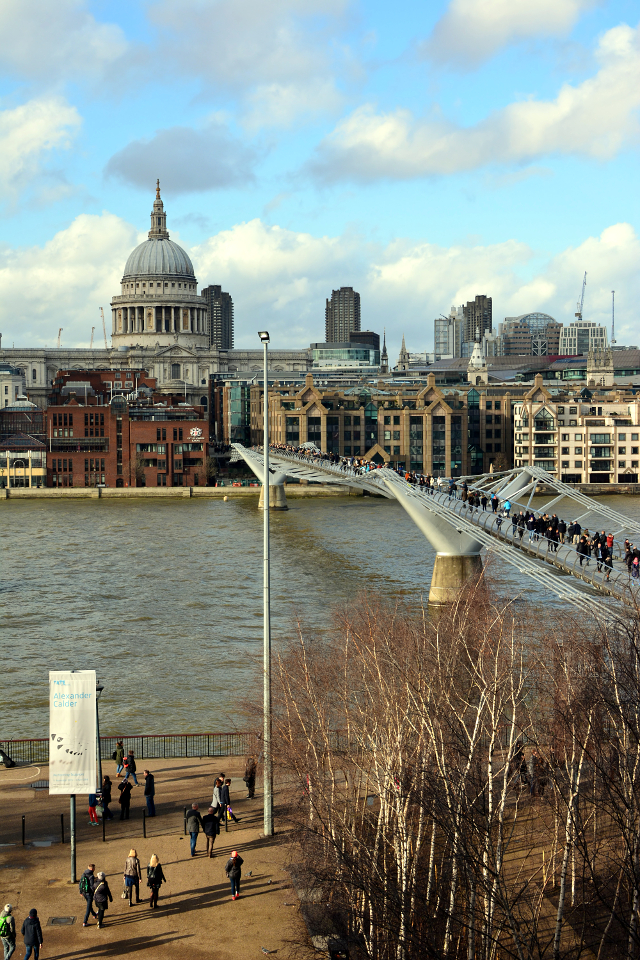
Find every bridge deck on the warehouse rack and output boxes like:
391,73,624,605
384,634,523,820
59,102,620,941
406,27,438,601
233,445,639,611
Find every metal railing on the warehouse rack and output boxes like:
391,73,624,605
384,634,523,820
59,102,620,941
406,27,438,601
0,732,255,765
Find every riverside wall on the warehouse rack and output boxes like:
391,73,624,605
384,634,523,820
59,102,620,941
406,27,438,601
0,482,366,501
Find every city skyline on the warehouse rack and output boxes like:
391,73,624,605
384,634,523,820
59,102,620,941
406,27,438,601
0,0,637,358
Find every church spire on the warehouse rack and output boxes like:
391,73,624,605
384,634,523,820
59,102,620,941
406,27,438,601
149,181,169,240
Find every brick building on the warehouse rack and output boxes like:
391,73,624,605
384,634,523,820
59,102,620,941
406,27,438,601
45,370,208,488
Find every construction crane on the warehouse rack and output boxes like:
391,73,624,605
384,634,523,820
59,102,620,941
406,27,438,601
57,328,63,348
575,271,587,321
90,326,95,348
611,291,616,344
100,307,108,348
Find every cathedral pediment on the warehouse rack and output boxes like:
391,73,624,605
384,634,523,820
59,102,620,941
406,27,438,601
153,344,198,359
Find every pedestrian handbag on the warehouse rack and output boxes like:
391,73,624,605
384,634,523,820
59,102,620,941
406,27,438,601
95,804,104,816
227,806,234,821
121,886,128,899
111,750,117,760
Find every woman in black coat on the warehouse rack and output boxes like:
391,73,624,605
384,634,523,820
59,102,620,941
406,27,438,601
118,779,133,820
93,872,113,928
101,775,114,820
21,908,43,959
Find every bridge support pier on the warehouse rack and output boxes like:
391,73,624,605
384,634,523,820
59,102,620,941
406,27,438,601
258,483,288,511
428,554,483,605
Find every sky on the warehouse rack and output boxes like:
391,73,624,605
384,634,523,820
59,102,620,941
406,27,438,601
0,0,638,359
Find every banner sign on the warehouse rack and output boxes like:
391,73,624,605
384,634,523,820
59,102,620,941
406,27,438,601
49,670,97,794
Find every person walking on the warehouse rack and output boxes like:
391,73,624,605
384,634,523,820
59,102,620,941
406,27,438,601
244,756,257,799
225,851,244,900
122,750,139,785
221,779,241,824
503,499,511,518
114,740,125,778
143,770,155,817
0,904,16,960
118,778,133,820
93,873,113,928
123,849,142,906
202,807,220,858
212,778,223,811
186,803,204,857
101,776,114,820
147,855,166,909
20,911,42,960
79,863,97,926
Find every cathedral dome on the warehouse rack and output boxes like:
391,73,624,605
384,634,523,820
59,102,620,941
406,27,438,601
123,238,194,279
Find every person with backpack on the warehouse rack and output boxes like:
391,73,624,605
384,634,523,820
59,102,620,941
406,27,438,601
93,873,113,928
147,855,166,909
225,851,244,900
20,909,42,960
0,903,16,959
202,806,220,858
123,849,142,906
79,863,97,926
122,751,138,785
114,740,125,777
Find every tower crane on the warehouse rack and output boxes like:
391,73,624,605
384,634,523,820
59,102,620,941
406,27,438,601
575,271,587,321
90,326,95,348
100,307,108,348
611,290,616,345
57,328,63,348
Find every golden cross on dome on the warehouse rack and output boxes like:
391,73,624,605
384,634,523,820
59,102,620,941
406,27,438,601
156,179,161,199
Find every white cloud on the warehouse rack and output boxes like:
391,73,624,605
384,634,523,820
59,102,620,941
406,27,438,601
0,0,128,83
0,213,139,347
423,0,596,67
145,0,349,127
0,96,81,210
1,216,637,354
311,23,640,181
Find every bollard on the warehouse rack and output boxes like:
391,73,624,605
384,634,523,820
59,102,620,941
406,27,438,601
102,811,106,843
183,807,187,835
143,810,147,839
60,813,65,845
22,816,25,846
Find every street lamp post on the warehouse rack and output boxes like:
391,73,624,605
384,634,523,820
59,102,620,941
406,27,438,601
96,682,104,789
258,330,274,836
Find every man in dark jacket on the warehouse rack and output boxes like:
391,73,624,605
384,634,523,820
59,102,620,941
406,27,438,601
143,770,155,817
118,779,134,820
79,863,97,926
220,779,241,824
202,806,220,858
186,803,204,857
21,909,43,959
122,751,138,785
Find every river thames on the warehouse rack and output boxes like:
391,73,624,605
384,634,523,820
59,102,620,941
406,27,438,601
2,492,640,738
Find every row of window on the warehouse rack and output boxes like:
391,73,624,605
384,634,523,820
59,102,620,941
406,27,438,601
124,281,196,290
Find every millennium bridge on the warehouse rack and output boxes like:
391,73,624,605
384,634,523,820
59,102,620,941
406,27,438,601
232,443,640,612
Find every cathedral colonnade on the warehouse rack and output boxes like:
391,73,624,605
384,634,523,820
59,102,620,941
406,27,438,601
112,304,207,336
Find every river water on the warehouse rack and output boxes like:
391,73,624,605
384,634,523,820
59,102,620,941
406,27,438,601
2,492,640,738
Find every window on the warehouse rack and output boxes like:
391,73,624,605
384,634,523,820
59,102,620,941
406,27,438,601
384,430,391,441
393,416,400,425
171,363,181,379
619,461,626,469
393,431,400,441
32,369,36,380
486,415,493,424
569,420,577,426
486,443,493,453
562,461,570,468
619,447,627,455
486,401,492,410
384,416,390,425
393,446,400,455
558,407,565,414
575,461,582,469
619,433,626,441
486,430,493,439
575,447,583,455
494,444,502,453
494,401,501,410
173,429,177,441
574,433,582,441
633,434,639,441
561,447,570,455
633,447,639,455
561,434,569,441
569,407,577,415
494,414,501,424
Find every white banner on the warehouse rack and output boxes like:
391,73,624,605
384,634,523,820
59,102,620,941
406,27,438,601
49,670,97,795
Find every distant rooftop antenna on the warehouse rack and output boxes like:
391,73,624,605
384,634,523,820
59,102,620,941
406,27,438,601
611,290,616,344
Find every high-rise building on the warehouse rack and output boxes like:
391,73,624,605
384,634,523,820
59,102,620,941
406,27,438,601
325,287,361,343
202,284,234,350
499,313,563,356
463,295,492,344
434,306,464,358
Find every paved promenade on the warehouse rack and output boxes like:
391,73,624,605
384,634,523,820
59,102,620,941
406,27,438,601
0,756,300,960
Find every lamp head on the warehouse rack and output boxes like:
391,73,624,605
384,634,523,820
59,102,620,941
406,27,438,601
258,331,270,343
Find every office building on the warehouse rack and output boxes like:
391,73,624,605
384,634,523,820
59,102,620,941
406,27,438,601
500,313,563,357
349,330,379,350
202,284,234,350
325,287,361,343
559,321,608,356
434,307,463,358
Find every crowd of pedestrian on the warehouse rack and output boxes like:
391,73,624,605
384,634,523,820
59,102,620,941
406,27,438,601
269,443,634,582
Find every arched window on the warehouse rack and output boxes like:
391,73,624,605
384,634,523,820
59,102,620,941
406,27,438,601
32,369,37,380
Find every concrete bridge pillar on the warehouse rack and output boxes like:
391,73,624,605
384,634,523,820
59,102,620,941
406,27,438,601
428,554,483,605
258,483,288,510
